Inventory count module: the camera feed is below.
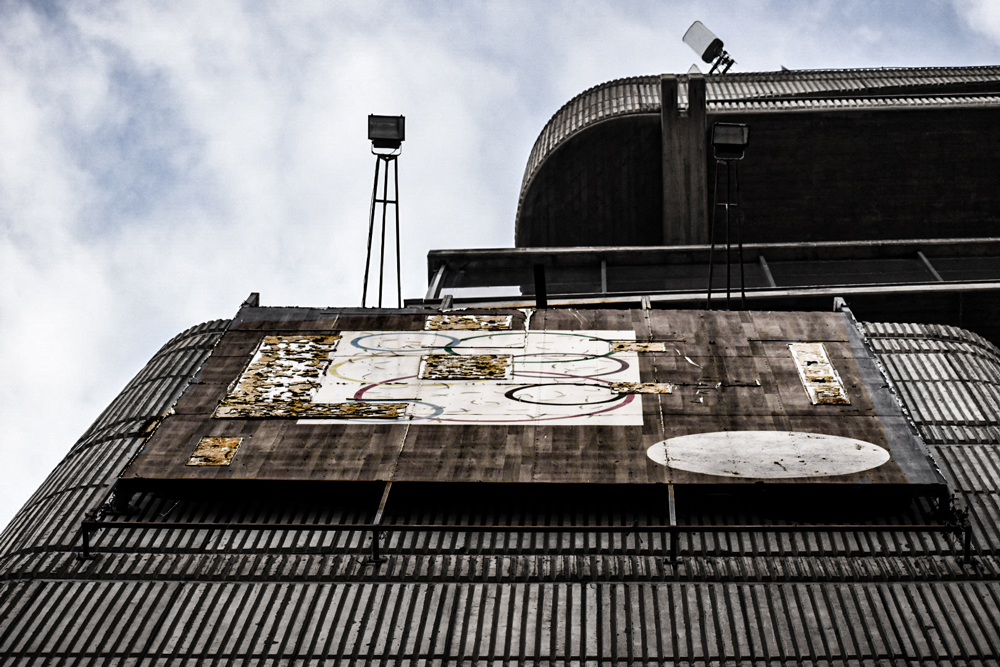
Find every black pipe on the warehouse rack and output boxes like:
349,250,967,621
735,163,746,309
361,155,381,307
79,520,963,534
393,158,402,308
963,518,973,563
533,264,547,309
377,156,391,308
369,529,385,564
706,163,721,310
79,526,91,560
725,162,732,310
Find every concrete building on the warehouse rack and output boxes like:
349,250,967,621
3,66,1000,664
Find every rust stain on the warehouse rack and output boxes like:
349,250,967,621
186,437,243,466
215,402,407,419
789,342,851,405
419,354,512,380
611,341,669,353
425,314,513,331
611,382,675,394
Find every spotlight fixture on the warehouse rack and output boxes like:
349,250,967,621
368,114,405,150
683,21,736,74
712,123,750,161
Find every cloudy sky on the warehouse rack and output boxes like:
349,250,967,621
2,0,1000,528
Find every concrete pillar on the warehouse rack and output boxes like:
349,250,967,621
661,74,709,245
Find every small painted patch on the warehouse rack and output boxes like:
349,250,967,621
425,314,513,331
611,341,669,352
187,437,243,466
611,382,675,394
788,342,850,405
647,431,890,478
419,354,513,380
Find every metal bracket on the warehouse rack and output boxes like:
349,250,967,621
78,510,100,560
366,482,392,566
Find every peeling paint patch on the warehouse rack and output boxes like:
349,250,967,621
215,335,352,418
419,354,513,380
229,335,340,403
611,382,675,394
789,342,851,405
215,402,407,419
611,341,669,352
187,437,243,466
425,314,513,331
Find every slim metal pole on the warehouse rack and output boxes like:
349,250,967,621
80,525,91,560
735,163,746,309
706,162,721,310
725,162,732,310
393,158,402,308
963,516,973,564
362,156,382,307
533,264,548,309
368,481,391,565
378,156,390,308
667,483,678,565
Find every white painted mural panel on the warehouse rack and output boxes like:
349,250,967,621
309,329,644,425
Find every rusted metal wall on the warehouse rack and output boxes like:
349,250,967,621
2,317,1000,663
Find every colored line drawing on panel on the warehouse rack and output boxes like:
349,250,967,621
307,329,645,425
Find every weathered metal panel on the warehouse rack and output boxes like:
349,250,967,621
124,310,938,491
186,436,244,466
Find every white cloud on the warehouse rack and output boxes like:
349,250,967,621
1,0,999,529
955,0,1000,43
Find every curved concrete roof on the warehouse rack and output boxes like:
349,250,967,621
515,65,1000,247
521,66,1000,197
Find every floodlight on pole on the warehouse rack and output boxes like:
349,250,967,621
683,21,736,74
362,114,405,308
706,122,750,312
712,122,750,161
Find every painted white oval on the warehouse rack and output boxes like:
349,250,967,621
646,431,891,479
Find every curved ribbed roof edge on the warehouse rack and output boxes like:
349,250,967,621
0,318,230,560
520,75,661,199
